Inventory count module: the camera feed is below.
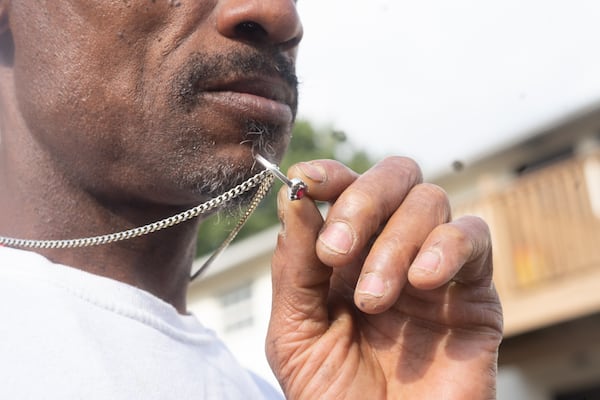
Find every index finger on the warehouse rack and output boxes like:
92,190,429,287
312,156,423,269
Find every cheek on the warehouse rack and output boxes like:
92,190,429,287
13,44,137,161
10,0,172,111
10,1,164,157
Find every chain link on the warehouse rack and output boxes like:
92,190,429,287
190,173,274,280
0,170,271,250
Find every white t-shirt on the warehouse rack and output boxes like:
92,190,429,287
0,246,282,399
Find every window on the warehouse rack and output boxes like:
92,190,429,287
218,282,254,333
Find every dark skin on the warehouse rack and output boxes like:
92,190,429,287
0,0,300,310
0,1,503,399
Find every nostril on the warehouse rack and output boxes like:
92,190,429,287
235,21,268,41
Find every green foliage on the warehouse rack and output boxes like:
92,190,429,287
195,120,375,257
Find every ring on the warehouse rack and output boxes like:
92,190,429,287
255,154,308,201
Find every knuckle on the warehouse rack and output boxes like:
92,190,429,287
447,223,470,247
412,183,451,222
467,215,491,235
459,214,492,259
454,215,492,242
417,183,449,204
336,187,381,230
325,189,386,257
446,215,492,261
380,233,421,262
380,156,423,185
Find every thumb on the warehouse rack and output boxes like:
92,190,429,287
266,160,358,380
269,186,331,337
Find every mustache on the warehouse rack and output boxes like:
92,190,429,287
173,50,299,113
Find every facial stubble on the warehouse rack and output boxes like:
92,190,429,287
167,49,298,207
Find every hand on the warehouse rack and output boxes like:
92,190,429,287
266,157,503,400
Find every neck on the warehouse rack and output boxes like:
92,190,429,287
0,84,202,314
0,158,203,313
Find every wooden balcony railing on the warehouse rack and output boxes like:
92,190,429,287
452,150,600,336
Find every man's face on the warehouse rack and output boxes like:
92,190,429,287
7,0,302,206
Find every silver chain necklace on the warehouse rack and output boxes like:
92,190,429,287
0,155,307,280
0,170,272,250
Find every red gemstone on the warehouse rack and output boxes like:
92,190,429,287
295,186,306,200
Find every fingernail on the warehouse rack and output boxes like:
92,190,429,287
319,221,354,254
357,273,386,297
411,250,441,275
298,162,326,183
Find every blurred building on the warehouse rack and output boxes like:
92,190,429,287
187,105,600,399
443,105,600,400
188,227,281,389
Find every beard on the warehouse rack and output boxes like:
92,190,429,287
160,49,298,208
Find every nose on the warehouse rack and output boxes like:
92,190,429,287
216,0,303,50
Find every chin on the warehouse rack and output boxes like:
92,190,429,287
166,150,258,204
147,122,290,206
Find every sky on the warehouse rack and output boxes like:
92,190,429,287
295,0,600,177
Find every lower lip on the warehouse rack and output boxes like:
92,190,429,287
200,91,293,126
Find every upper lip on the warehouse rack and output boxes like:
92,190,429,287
202,76,295,107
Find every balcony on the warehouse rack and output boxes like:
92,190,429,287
452,150,600,336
